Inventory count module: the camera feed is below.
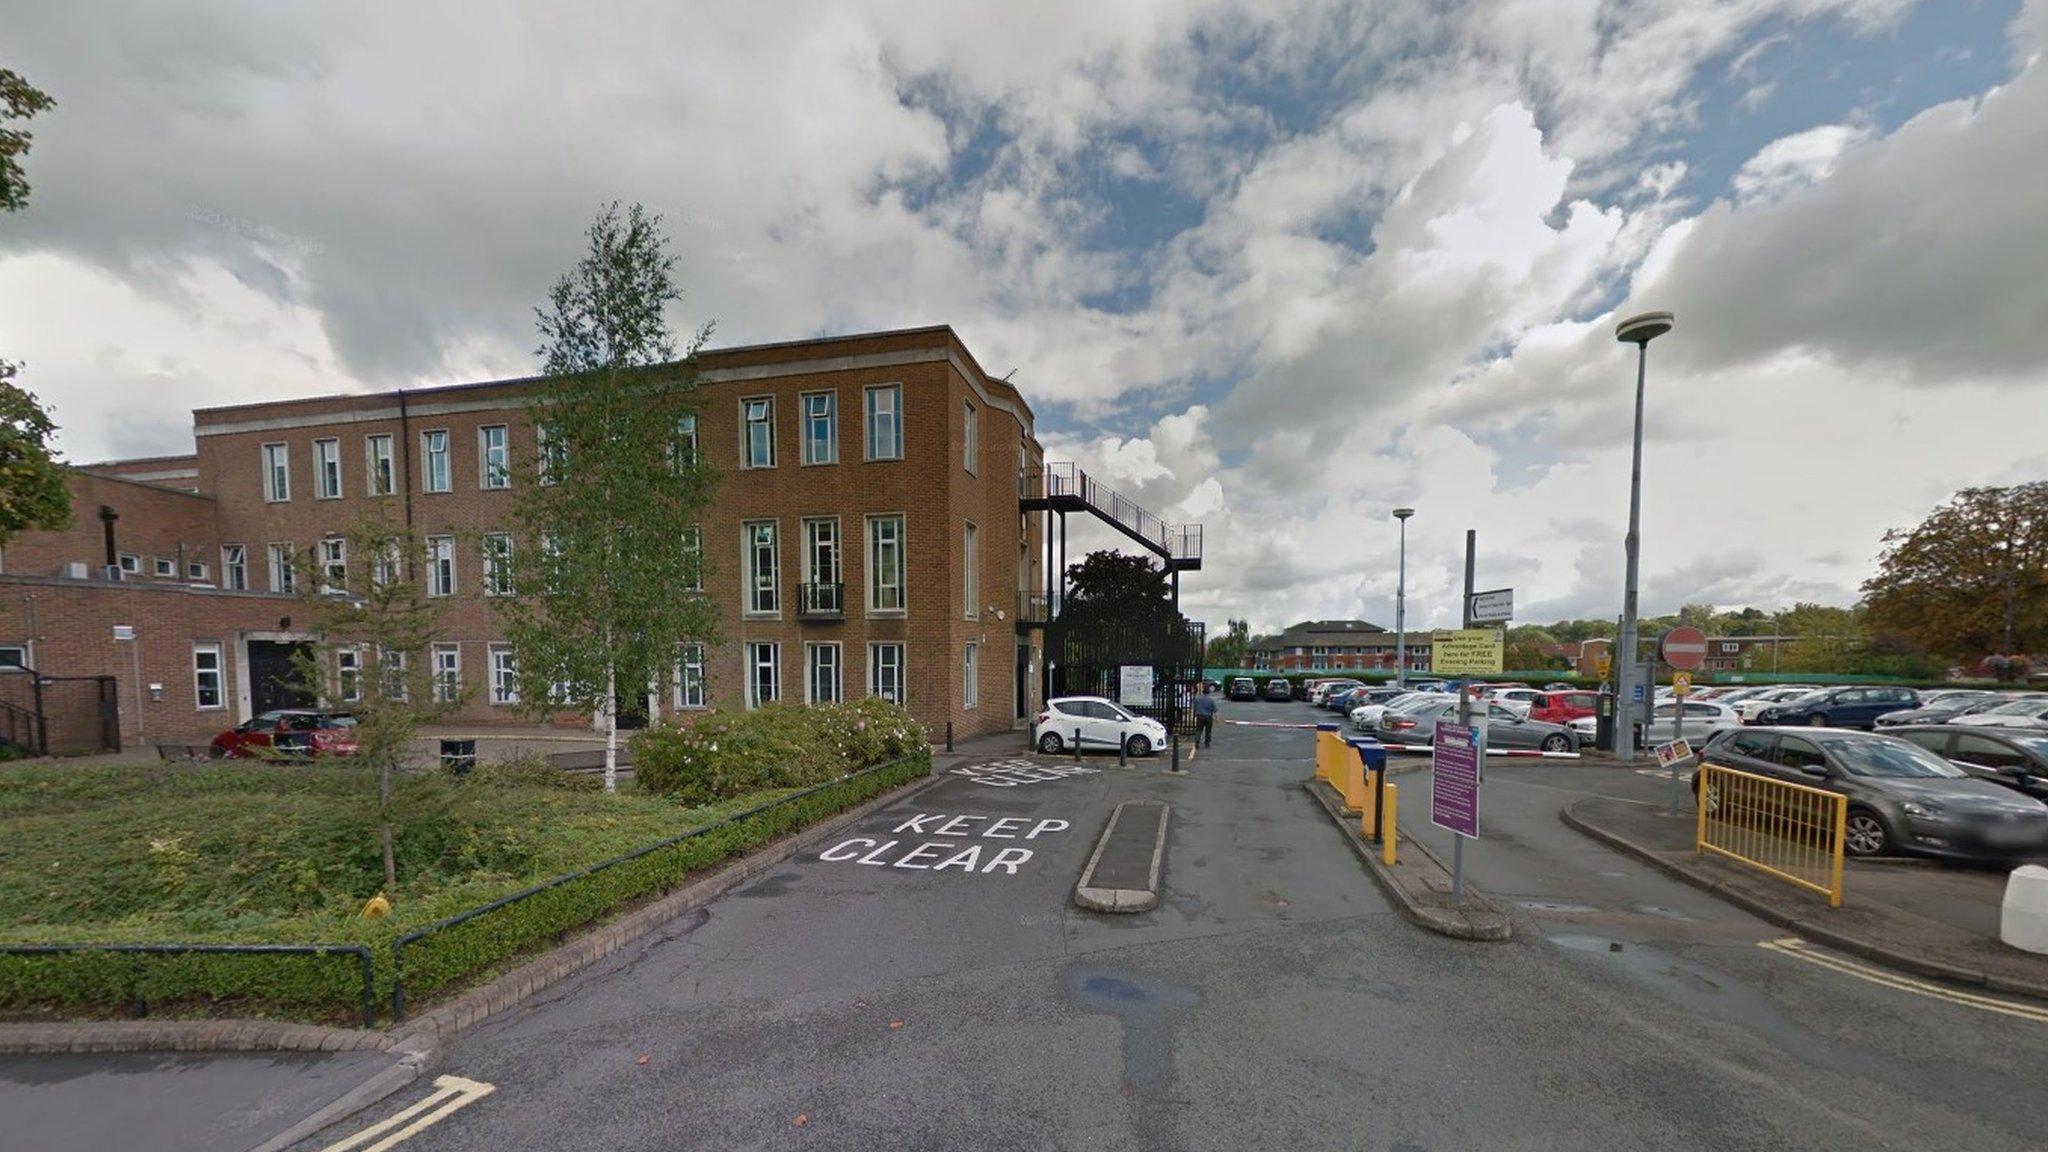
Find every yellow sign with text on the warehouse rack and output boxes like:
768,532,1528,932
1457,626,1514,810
1430,629,1505,676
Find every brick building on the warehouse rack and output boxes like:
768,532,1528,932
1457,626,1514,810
0,326,1075,749
1245,619,1431,673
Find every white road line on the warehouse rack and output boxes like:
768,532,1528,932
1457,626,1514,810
1759,938,2048,1024
318,1075,497,1152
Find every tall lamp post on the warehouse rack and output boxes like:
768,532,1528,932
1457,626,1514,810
1393,507,1415,689
1613,310,1674,764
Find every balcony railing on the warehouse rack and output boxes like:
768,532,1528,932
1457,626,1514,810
797,582,844,619
1019,462,1204,568
1017,590,1062,623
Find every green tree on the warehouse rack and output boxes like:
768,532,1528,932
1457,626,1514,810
1863,484,2048,661
1,68,54,213
1063,550,1174,621
1772,602,1865,673
1505,625,1566,670
1204,617,1250,669
498,203,718,792
0,360,70,544
288,512,464,889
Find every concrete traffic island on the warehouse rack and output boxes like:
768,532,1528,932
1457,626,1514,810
1073,800,1170,913
1303,778,1511,941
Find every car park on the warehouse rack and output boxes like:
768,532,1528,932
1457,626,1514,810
1732,686,1823,722
1693,726,2048,861
1949,696,2048,730
1264,678,1294,701
1571,700,1742,746
1754,686,1920,730
1033,696,1169,757
1887,725,2048,803
1377,697,1580,752
210,710,359,760
1527,690,1599,726
1227,676,1258,702
1874,691,2011,728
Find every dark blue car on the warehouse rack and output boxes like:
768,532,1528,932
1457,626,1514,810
1757,686,1921,730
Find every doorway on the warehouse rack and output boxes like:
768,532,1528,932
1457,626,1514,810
247,640,314,714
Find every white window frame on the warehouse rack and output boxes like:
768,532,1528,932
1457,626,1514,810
478,424,510,490
431,643,461,703
864,384,902,461
806,642,841,704
482,532,513,596
744,520,778,616
963,400,977,475
262,442,290,502
673,414,698,467
681,525,702,593
866,513,905,615
222,544,247,591
537,423,559,486
381,649,408,702
267,543,295,593
186,560,208,581
336,646,362,703
740,396,776,469
800,390,837,465
964,642,979,709
421,429,452,493
314,437,342,499
745,641,780,708
153,556,176,578
963,520,979,620
426,534,455,597
489,644,518,706
802,516,841,596
675,643,707,709
118,553,141,576
318,536,347,594
372,539,402,588
869,642,905,706
366,434,395,496
192,643,225,710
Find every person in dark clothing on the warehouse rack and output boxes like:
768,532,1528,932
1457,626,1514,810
1192,684,1218,747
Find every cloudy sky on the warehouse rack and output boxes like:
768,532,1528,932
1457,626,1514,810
5,1,2047,636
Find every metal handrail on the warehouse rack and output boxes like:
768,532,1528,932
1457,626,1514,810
797,582,844,617
391,752,926,1021
1025,463,1203,563
0,941,376,1028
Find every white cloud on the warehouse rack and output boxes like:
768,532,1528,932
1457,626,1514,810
1731,123,1871,204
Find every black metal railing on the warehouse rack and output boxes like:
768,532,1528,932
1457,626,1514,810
0,941,376,1028
1020,463,1204,567
797,582,844,618
390,752,927,1021
1016,590,1061,623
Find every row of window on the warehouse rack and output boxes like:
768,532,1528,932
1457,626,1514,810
114,553,208,580
254,384,986,502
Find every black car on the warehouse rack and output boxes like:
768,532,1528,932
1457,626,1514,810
1695,726,2048,861
1264,678,1293,701
1227,677,1258,702
1887,725,2048,803
1756,685,1920,730
1873,692,2011,728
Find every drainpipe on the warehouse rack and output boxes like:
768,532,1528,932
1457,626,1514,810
98,505,119,571
398,390,415,529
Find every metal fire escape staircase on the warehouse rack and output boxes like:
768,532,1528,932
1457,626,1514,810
1016,462,1203,631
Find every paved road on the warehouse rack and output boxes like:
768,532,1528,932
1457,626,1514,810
279,703,2048,1152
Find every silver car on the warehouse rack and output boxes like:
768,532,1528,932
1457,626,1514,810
1378,698,1580,752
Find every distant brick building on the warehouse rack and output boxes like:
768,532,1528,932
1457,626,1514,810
0,326,1098,749
1246,619,1430,673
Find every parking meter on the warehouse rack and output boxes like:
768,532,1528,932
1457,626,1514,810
1594,689,1616,752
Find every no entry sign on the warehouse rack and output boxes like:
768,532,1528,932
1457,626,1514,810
1659,626,1709,671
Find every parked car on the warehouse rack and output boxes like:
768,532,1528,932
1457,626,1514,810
1346,688,1415,731
1755,686,1920,730
1264,678,1294,701
1312,679,1365,706
1732,686,1823,722
1572,700,1742,746
1227,676,1258,702
1874,691,2011,728
1888,725,2048,804
1950,696,2048,730
1693,726,2048,860
1484,686,1543,715
1378,697,1579,752
1033,696,1168,757
210,710,359,760
1527,690,1600,726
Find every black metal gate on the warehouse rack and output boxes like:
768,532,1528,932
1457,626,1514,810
1045,616,1206,732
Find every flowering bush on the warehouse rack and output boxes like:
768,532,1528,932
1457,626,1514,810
630,698,925,804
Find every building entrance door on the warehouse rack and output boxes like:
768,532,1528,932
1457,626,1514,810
247,640,314,714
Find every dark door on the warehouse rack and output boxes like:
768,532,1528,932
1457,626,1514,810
247,641,313,715
614,687,650,730
1015,645,1030,722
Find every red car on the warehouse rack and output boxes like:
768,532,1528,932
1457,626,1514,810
210,710,359,760
1527,690,1600,726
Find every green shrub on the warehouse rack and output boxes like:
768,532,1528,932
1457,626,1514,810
631,698,924,804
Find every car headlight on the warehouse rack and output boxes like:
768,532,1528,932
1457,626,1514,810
1900,801,1945,819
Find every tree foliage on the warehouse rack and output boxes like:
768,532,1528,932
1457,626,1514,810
1063,550,1175,621
498,202,719,791
0,360,71,545
1863,484,2048,661
1204,617,1250,668
0,68,54,214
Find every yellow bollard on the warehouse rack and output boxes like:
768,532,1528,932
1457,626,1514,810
1315,729,1339,782
1357,767,1379,835
1340,752,1366,815
1382,783,1398,866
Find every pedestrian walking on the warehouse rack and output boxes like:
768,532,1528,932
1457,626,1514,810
1192,683,1218,748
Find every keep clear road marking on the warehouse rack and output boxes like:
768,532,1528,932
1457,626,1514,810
1759,938,2048,1024
316,1075,496,1152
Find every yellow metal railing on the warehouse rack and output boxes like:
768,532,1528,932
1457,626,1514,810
1694,763,1846,908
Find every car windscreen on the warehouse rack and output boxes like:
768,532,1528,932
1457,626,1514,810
1780,690,1829,706
1387,694,1449,714
2007,735,2048,759
1985,698,2048,715
1819,737,1965,779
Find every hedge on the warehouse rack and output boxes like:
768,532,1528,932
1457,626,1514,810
630,697,925,804
0,751,929,1026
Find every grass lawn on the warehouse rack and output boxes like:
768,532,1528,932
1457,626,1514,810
0,758,792,944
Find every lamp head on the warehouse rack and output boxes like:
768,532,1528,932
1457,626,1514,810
1615,310,1674,345
1392,507,1415,521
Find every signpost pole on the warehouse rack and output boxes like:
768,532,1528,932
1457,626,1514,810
1670,683,1684,815
1454,530,1475,902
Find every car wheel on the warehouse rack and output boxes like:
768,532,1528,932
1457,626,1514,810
1844,808,1890,857
1540,733,1571,753
1126,734,1150,759
1809,714,1829,727
1037,732,1064,755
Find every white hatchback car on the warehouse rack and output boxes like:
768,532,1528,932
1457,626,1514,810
1034,696,1171,756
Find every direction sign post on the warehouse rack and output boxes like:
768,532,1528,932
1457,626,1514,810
1467,588,1513,624
1657,629,1708,813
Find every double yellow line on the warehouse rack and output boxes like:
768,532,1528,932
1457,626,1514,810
1759,938,2048,1024
318,1075,497,1152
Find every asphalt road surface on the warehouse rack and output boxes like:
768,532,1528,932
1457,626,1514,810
18,703,2048,1151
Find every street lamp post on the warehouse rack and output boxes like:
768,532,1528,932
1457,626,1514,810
1393,508,1414,689
1613,310,1674,764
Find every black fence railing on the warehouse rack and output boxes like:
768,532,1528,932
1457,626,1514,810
1020,463,1204,567
390,752,928,1021
797,582,844,618
0,941,376,1028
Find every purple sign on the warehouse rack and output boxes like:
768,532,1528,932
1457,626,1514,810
1431,721,1482,839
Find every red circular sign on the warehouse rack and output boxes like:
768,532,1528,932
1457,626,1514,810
1659,626,1709,670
